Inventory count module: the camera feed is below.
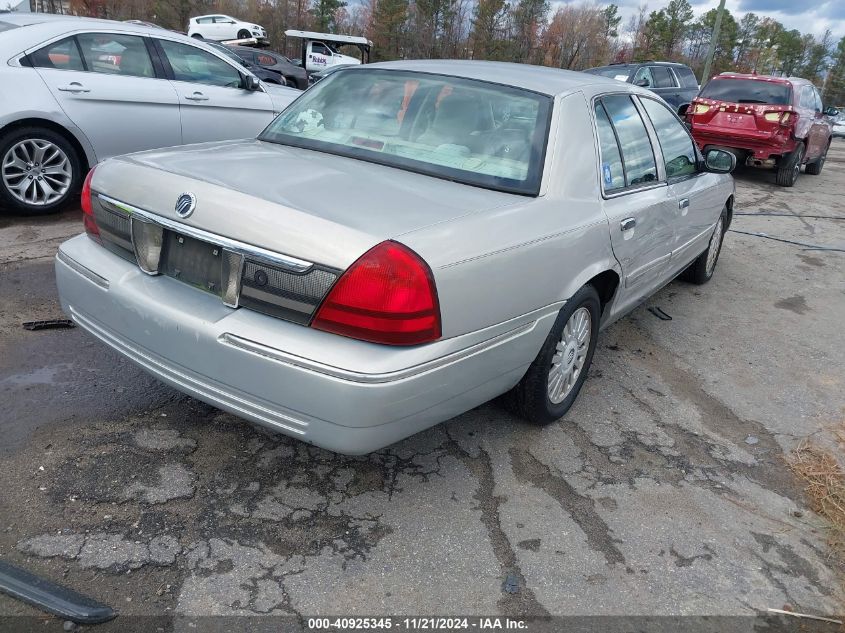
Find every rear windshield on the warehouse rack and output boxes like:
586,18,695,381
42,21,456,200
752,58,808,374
700,78,791,105
260,69,552,195
0,21,19,33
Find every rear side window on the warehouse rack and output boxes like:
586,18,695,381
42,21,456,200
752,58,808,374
196,17,213,24
29,37,84,71
700,78,791,105
599,95,658,187
640,98,697,179
595,103,626,192
651,67,677,89
675,66,699,89
76,33,154,78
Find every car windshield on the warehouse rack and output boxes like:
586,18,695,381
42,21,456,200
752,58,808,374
700,78,791,105
587,67,631,79
260,69,552,195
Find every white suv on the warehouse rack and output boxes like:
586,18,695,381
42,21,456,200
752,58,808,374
188,15,267,42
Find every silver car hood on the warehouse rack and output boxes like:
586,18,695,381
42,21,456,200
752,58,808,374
96,139,520,269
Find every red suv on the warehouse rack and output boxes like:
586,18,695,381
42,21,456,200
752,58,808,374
686,73,833,186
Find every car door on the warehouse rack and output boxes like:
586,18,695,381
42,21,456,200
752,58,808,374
595,94,675,308
27,33,181,161
807,88,827,160
649,66,680,108
213,16,237,41
796,86,821,159
154,38,276,144
638,95,724,273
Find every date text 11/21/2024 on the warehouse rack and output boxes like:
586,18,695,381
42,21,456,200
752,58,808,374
306,617,530,630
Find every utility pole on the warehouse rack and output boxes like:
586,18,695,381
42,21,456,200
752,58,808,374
700,0,726,86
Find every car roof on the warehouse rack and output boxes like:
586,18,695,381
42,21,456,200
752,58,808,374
588,61,688,70
363,59,625,97
0,13,171,38
713,72,807,86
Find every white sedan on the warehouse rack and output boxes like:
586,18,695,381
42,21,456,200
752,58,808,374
188,15,267,42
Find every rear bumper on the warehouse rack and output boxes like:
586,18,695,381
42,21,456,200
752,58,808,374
55,235,554,454
690,128,797,159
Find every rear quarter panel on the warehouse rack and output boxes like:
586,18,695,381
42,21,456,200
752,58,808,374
399,91,619,339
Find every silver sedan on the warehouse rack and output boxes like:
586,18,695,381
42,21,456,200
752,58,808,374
0,14,297,215
55,60,736,454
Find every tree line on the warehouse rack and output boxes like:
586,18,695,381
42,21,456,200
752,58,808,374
61,0,845,104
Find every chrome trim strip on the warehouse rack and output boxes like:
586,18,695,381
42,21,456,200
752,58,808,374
219,321,537,384
625,252,672,287
671,224,713,260
56,250,109,289
69,306,308,435
98,194,314,273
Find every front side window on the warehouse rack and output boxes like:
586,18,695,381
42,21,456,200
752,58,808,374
29,37,84,71
640,98,697,179
312,43,330,56
814,89,823,113
651,67,677,89
159,39,241,88
594,103,626,192
633,67,654,88
76,33,154,78
599,95,658,187
260,70,552,195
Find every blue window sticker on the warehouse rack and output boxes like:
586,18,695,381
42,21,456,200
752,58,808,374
602,162,613,186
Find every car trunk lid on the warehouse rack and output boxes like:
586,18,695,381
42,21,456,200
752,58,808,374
94,139,522,271
689,99,795,141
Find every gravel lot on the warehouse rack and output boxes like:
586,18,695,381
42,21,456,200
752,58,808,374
1,142,844,629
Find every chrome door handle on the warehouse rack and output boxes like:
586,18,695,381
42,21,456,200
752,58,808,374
679,198,690,209
57,82,90,93
185,93,209,101
620,218,636,231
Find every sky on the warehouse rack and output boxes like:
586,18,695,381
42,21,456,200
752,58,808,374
608,0,845,41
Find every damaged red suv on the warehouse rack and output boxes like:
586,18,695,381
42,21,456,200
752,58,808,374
686,73,833,186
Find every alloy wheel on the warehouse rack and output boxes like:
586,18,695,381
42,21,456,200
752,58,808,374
2,139,72,207
547,307,591,404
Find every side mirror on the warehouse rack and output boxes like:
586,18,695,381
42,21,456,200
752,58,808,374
243,74,260,91
635,79,650,87
824,107,839,117
703,148,735,174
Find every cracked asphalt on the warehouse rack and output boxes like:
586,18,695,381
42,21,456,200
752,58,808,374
1,142,844,627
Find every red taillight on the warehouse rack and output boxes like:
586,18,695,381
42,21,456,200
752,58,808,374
80,166,99,241
312,241,441,346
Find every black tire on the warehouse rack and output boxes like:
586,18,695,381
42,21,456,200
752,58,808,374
682,207,727,285
0,126,82,216
509,285,601,425
775,142,804,187
191,33,203,39
805,141,829,176
237,29,250,39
